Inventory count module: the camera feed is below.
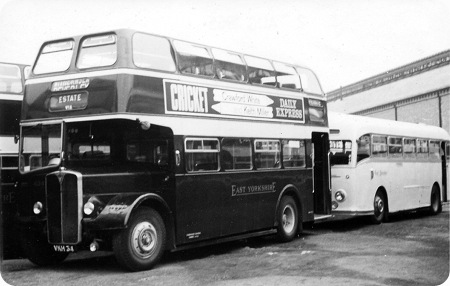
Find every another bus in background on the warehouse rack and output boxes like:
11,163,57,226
329,112,449,223
17,29,331,271
0,62,29,259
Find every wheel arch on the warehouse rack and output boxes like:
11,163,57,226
376,186,389,214
274,184,303,227
129,195,175,250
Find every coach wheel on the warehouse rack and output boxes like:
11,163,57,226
370,190,387,224
429,185,441,215
277,196,299,242
113,207,166,271
20,225,69,266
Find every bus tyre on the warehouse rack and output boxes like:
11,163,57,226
277,196,299,242
370,190,387,224
429,185,441,215
113,208,166,272
20,226,69,266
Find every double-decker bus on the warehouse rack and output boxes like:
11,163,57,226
0,62,29,259
329,112,450,223
17,29,331,271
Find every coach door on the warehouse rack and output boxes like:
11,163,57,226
442,141,449,202
312,132,331,214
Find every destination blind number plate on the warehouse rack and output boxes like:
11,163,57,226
49,91,88,112
53,245,75,252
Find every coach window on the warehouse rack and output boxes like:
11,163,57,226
273,62,301,90
282,140,306,168
357,135,371,162
34,40,74,74
429,141,441,160
403,138,416,159
173,40,214,77
244,56,276,86
371,135,387,158
388,137,402,158
417,139,428,159
133,33,176,72
77,34,117,69
185,138,219,172
222,138,252,170
254,140,280,169
211,48,246,82
0,63,22,93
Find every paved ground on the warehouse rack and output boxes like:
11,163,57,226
1,203,449,286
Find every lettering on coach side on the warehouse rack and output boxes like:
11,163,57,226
169,83,208,113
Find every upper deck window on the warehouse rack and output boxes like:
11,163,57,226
0,63,22,93
133,33,176,72
174,40,214,77
273,62,301,90
77,34,117,69
34,41,74,74
295,67,323,95
244,56,276,86
211,48,246,82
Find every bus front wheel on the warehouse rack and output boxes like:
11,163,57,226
370,190,387,224
20,226,69,266
113,207,166,271
277,196,299,242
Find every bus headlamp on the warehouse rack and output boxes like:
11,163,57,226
83,196,104,216
33,201,43,215
335,190,346,202
84,201,95,216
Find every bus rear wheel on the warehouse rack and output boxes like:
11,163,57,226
277,196,299,242
370,190,387,224
429,185,441,215
113,207,166,271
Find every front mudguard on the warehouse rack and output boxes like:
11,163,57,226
83,193,171,231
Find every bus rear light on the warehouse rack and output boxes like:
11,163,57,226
33,201,44,214
335,190,346,202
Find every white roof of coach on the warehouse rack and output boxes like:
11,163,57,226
329,112,450,141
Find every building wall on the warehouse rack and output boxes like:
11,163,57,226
327,50,450,134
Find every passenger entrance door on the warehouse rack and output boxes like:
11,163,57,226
312,132,331,214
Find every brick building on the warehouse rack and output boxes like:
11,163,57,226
326,50,450,134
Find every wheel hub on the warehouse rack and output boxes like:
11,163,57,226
132,222,157,258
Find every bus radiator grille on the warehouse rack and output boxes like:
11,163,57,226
46,172,81,244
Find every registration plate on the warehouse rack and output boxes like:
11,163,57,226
53,245,75,252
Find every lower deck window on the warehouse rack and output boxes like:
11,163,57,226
185,138,219,172
254,140,280,169
282,140,306,167
222,138,252,170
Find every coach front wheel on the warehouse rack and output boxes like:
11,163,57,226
113,207,166,271
370,190,387,224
